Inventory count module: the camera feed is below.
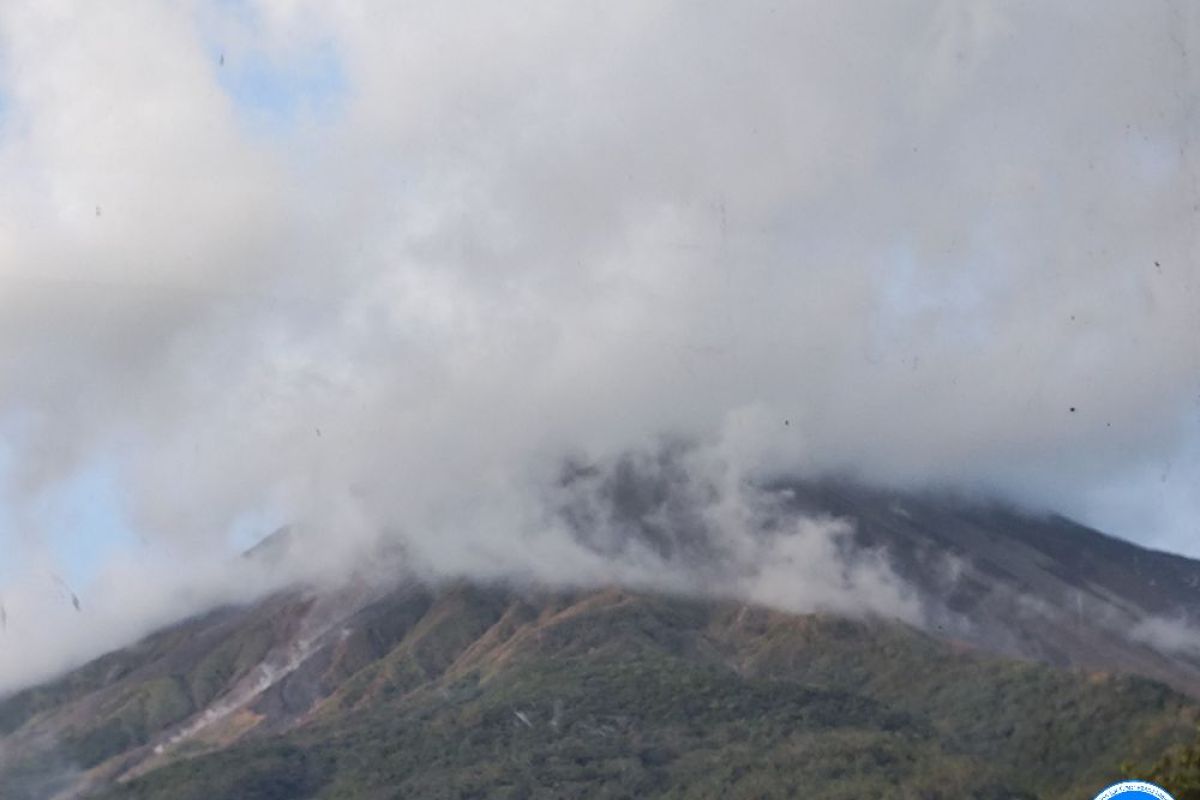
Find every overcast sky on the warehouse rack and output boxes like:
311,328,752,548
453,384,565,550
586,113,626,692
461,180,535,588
0,1,1198,691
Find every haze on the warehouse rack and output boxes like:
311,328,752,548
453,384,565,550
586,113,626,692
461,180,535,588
0,1,1197,694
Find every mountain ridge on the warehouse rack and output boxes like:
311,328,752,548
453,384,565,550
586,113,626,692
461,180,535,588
4,480,1200,798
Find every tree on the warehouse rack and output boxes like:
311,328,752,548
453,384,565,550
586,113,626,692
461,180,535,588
1126,727,1200,800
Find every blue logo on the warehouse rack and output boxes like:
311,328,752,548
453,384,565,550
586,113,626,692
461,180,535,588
1092,781,1176,800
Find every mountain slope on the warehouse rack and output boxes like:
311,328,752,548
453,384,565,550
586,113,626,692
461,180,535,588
4,481,1200,798
779,481,1200,695
0,584,1196,799
558,460,1200,695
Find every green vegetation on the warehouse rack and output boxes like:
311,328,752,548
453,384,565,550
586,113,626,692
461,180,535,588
187,619,279,708
1126,726,1200,799
0,628,191,736
100,652,1017,800
4,587,1199,799
87,590,1200,800
65,676,195,766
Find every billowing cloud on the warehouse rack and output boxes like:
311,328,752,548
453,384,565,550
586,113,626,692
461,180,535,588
0,1,1197,692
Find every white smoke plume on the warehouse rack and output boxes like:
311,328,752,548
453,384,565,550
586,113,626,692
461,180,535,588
0,1,1198,693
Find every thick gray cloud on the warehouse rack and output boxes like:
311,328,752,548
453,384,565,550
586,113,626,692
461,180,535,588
0,1,1197,691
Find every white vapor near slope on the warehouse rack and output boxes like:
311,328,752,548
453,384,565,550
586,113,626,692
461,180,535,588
0,1,1197,692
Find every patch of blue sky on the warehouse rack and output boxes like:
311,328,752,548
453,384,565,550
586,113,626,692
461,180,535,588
195,1,350,138
216,41,347,134
223,42,345,130
0,80,9,140
1128,131,1186,185
226,502,289,555
873,239,1001,350
39,458,141,593
0,36,12,138
0,446,139,594
0,443,17,587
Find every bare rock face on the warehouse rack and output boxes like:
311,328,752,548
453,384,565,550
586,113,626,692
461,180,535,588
775,480,1200,696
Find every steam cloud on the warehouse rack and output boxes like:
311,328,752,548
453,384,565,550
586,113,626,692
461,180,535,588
0,1,1198,693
